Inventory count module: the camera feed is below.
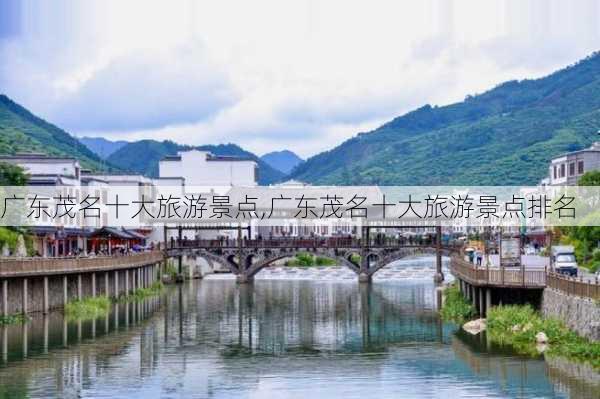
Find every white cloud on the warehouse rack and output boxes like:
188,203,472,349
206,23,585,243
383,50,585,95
1,0,600,158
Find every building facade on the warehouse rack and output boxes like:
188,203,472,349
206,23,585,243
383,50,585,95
159,150,258,189
546,140,600,186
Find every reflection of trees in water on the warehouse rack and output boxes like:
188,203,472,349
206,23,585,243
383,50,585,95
453,329,600,399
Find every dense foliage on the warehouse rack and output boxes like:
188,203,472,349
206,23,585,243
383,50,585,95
106,140,286,184
0,161,28,185
440,284,475,323
291,52,600,185
578,170,600,185
0,95,112,171
556,171,600,272
0,162,33,255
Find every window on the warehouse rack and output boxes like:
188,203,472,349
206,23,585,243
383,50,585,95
560,164,565,178
556,254,576,263
553,165,557,179
578,160,584,174
569,162,575,176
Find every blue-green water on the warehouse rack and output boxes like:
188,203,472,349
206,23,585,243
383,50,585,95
0,277,599,398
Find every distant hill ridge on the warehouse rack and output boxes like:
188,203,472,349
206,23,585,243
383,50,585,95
106,140,286,185
260,150,304,174
289,51,600,185
78,136,128,159
0,94,111,171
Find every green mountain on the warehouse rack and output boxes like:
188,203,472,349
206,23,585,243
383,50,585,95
78,136,129,159
261,150,304,174
290,52,600,185
106,140,286,185
0,95,112,171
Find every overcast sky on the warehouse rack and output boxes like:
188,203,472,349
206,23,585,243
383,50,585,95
1,0,600,158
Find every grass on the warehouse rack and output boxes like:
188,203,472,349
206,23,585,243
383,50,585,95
0,314,29,325
64,296,111,320
440,284,475,323
65,281,164,320
285,252,337,267
119,281,164,302
486,305,600,370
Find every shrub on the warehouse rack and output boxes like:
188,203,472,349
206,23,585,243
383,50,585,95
440,284,475,323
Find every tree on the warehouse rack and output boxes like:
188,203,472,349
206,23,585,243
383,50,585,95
578,170,600,186
0,162,28,186
572,170,600,268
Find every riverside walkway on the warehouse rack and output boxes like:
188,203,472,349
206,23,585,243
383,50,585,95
1,251,164,316
450,256,600,316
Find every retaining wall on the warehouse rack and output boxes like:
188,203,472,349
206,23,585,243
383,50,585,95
542,288,600,341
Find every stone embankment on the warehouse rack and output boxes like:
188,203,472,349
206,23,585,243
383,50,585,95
542,288,600,342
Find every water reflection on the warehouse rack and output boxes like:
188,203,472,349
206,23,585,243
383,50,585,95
0,280,598,398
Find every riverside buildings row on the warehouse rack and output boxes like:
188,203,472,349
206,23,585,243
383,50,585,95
2,136,600,256
0,150,259,256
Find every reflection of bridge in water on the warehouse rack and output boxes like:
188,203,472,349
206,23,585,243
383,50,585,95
188,280,450,356
165,225,459,283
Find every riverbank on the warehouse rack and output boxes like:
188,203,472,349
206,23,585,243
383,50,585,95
440,286,600,370
487,305,600,370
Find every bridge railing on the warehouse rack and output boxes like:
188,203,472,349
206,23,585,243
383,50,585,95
547,272,600,301
450,256,546,288
167,237,463,250
0,251,164,278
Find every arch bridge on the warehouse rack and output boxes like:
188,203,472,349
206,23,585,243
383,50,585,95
164,225,460,283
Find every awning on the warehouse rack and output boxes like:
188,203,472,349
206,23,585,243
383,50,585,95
89,227,137,240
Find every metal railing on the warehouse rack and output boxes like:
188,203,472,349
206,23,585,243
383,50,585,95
450,256,547,288
0,251,164,278
546,272,600,301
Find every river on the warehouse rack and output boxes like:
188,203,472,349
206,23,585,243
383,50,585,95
0,257,599,398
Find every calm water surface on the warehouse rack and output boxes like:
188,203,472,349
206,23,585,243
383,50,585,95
1,262,599,398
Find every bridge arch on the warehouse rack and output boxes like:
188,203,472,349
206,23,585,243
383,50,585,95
364,247,454,277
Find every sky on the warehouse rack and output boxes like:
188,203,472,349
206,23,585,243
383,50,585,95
1,0,600,159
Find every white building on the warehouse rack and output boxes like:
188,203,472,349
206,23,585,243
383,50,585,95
546,140,600,186
159,150,258,189
0,153,82,186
